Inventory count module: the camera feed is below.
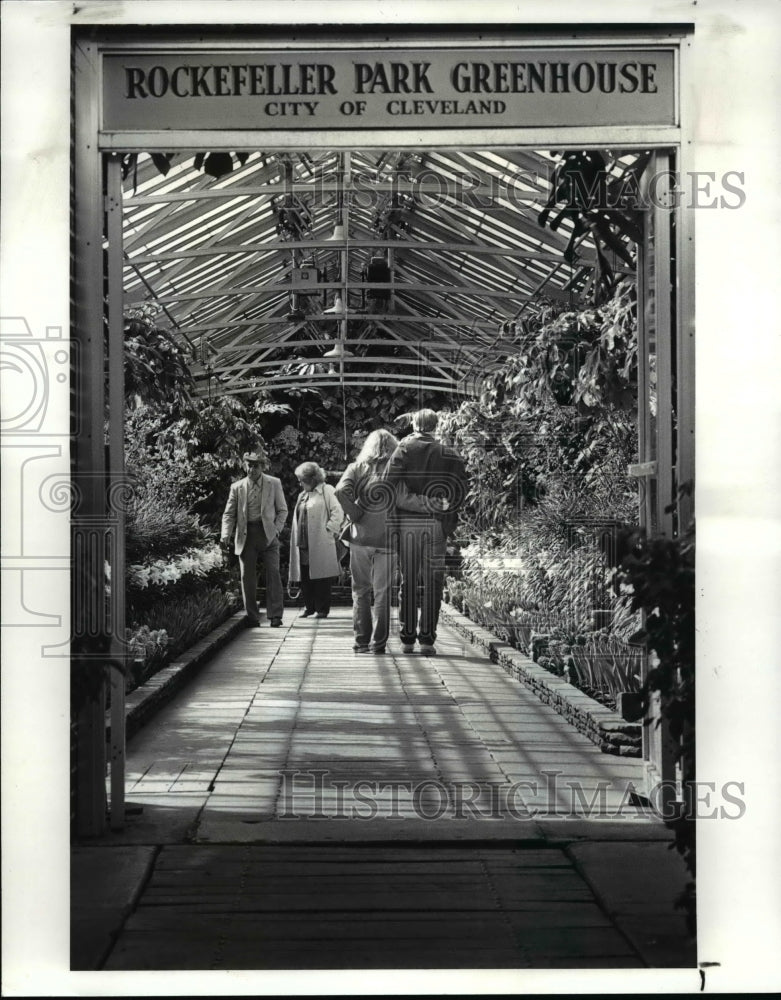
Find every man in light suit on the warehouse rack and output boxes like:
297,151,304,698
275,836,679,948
221,450,288,627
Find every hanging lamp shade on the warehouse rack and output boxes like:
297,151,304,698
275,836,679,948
323,293,345,314
327,224,346,241
322,340,352,359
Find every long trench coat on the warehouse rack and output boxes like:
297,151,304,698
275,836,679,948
288,482,345,582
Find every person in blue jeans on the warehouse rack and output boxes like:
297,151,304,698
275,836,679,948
386,410,468,655
335,429,399,654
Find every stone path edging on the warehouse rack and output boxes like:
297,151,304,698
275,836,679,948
440,603,641,758
106,612,247,742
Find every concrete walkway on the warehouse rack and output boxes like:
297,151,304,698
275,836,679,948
72,608,696,972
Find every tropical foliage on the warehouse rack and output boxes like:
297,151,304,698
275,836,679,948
440,279,642,705
122,304,194,407
445,495,643,708
439,278,638,534
613,514,696,932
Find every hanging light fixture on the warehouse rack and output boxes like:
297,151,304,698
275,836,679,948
322,338,352,374
322,340,352,359
323,293,345,315
320,154,351,373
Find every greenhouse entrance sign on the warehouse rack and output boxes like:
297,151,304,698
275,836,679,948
102,47,676,131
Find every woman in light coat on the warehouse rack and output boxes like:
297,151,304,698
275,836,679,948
288,461,345,618
335,429,398,653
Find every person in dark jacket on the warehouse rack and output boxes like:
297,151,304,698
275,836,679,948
386,409,468,654
335,429,399,654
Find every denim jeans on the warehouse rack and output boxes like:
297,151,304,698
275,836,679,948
396,518,446,646
238,525,283,622
350,545,393,650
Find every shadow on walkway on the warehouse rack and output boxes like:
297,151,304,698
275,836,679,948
73,609,696,973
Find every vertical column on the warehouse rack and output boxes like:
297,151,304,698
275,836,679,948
340,151,350,352
676,38,696,531
637,149,680,808
388,247,396,315
635,216,655,534
106,153,127,830
72,37,107,836
675,42,696,802
653,151,676,541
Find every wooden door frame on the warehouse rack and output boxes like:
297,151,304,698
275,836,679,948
72,25,694,833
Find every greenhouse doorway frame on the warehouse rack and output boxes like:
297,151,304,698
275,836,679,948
72,25,695,834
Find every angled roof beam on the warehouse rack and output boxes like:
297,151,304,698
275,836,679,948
126,240,587,266
372,319,461,384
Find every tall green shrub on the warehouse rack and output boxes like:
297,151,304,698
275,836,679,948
439,278,638,535
616,518,696,932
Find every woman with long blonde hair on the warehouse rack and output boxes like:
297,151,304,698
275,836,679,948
335,429,399,653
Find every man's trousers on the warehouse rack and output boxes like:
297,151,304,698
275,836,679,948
238,523,284,622
396,518,446,647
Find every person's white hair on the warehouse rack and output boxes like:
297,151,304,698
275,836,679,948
295,461,326,484
412,409,438,433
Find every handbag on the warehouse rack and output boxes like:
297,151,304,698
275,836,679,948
337,519,353,546
335,520,352,569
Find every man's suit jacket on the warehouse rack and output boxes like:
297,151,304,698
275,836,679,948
221,474,288,555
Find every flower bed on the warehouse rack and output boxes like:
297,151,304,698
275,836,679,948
124,540,241,692
127,542,224,592
126,585,241,691
446,519,644,712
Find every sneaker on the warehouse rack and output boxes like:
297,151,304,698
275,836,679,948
401,644,415,653
353,645,370,654
420,644,437,655
270,617,283,628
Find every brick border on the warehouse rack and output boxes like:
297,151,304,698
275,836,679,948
107,612,248,742
441,604,642,757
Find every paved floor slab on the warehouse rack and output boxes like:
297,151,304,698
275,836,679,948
102,844,644,971
72,608,694,972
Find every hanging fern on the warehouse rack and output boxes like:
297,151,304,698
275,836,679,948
538,150,649,304
120,151,254,192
